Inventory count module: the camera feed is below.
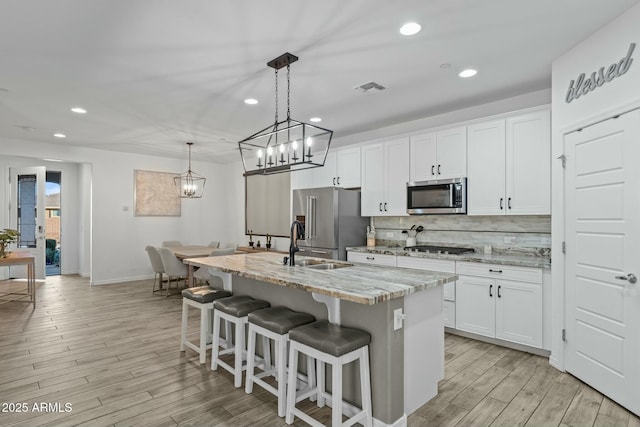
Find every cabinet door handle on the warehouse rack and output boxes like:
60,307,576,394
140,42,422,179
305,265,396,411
508,197,512,209
431,165,435,176
379,203,383,212
333,177,336,186
489,269,503,273
497,285,502,298
384,202,388,211
337,177,340,185
500,198,504,210
489,284,493,297
437,164,441,175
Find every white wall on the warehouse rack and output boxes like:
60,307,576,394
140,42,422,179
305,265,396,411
550,2,640,370
1,136,231,285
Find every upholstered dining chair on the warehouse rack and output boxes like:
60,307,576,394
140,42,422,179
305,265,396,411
157,247,188,296
192,247,237,286
219,242,238,250
208,241,220,248
162,240,183,247
145,245,165,295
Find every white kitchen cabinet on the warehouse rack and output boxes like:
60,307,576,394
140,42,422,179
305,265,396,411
290,166,315,190
443,301,456,329
397,256,457,327
347,251,397,266
410,126,467,182
292,146,361,189
361,137,410,216
467,110,550,215
455,262,543,348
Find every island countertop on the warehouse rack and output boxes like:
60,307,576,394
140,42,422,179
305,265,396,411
185,252,457,305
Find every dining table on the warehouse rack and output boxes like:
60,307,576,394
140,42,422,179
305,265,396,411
0,252,36,308
166,246,213,287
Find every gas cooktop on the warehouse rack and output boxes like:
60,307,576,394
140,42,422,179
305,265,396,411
403,245,475,255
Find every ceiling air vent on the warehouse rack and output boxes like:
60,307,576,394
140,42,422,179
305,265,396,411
354,81,386,93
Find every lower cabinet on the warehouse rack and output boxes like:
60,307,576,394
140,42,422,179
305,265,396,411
396,257,456,328
347,251,397,267
456,262,543,348
346,252,546,349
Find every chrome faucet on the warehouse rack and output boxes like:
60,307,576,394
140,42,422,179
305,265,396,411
289,220,305,266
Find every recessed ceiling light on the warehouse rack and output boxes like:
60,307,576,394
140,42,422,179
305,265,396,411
459,69,478,78
71,107,87,114
400,22,421,36
310,117,322,123
244,98,258,105
53,133,66,138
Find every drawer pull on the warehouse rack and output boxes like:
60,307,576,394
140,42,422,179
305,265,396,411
366,256,375,260
489,269,503,273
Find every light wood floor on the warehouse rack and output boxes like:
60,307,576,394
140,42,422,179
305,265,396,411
0,275,638,427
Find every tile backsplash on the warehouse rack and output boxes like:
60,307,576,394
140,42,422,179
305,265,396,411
373,215,551,256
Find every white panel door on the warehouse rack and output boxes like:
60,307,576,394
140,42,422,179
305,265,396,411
360,144,384,216
313,151,336,188
495,280,542,348
335,146,361,188
9,166,46,279
383,138,410,216
409,132,437,182
455,275,495,338
565,109,640,416
506,110,551,215
467,120,506,215
435,126,467,180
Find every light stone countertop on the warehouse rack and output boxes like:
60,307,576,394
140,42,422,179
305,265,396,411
185,252,457,305
347,246,551,269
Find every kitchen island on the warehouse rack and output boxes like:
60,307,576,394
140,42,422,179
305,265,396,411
186,252,457,426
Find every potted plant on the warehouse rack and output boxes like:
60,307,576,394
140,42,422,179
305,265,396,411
0,228,20,258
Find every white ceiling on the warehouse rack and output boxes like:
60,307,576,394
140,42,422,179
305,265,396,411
1,0,638,163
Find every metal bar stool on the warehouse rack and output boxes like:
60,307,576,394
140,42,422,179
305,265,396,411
245,306,316,417
212,295,270,387
285,320,373,427
180,286,232,364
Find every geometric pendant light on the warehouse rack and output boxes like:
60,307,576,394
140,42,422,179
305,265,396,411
174,142,206,198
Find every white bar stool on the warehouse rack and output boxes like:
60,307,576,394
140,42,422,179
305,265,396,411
211,295,270,387
245,306,316,417
285,320,373,427
180,286,232,364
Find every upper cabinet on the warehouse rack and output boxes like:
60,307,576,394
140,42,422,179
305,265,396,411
361,137,410,216
410,126,467,182
467,110,550,215
291,146,361,190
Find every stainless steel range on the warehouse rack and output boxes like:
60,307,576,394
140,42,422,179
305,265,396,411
403,245,475,255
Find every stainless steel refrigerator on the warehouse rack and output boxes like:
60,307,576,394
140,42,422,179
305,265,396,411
292,187,369,260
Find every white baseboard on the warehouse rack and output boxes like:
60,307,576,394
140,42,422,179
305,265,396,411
549,355,564,372
90,274,154,286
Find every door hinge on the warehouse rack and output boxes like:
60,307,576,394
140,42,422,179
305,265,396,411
558,154,566,168
562,241,566,254
562,329,567,342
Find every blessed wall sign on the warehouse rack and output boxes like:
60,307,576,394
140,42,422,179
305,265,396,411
565,42,635,103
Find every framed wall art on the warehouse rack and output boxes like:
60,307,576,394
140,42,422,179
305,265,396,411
134,170,181,216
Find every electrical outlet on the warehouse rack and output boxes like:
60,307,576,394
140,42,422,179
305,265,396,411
385,232,394,238
541,236,551,244
393,308,405,331
503,236,516,244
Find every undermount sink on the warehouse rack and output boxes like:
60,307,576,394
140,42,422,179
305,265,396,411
306,262,353,270
295,259,325,267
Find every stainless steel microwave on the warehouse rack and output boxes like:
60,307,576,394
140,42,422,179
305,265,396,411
407,178,467,214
